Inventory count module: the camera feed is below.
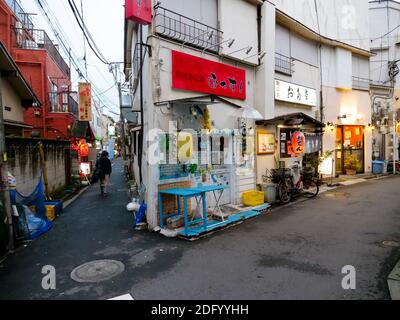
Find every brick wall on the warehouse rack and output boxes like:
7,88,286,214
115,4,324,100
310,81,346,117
5,138,70,196
158,180,193,225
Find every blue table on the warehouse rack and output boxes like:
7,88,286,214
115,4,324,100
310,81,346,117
159,188,207,236
159,186,229,236
193,185,228,221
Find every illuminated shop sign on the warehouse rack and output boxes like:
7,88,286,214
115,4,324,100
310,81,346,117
275,80,317,107
125,0,152,25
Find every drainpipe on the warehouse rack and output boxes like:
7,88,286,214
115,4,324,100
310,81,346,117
138,25,144,184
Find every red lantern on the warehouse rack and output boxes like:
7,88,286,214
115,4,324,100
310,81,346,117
78,139,89,158
291,132,305,155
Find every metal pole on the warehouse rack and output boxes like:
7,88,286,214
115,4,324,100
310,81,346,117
0,75,14,252
394,111,397,175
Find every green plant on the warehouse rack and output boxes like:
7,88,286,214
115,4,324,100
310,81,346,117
306,150,334,177
188,164,198,175
344,155,361,171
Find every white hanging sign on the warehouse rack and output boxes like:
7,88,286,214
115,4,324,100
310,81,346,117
275,80,317,107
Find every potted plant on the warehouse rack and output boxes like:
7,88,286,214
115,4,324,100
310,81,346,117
344,155,361,175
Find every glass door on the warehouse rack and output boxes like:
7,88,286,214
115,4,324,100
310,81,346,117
336,126,365,175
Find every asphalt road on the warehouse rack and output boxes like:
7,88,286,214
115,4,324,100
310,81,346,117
0,162,399,300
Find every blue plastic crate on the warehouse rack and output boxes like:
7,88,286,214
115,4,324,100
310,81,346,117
372,161,385,174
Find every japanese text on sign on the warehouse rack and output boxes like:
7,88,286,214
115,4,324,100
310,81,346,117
78,83,92,121
275,80,317,107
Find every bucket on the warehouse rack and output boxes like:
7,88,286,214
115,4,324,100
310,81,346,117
261,183,276,203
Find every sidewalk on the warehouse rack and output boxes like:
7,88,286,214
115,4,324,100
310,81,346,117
322,172,391,187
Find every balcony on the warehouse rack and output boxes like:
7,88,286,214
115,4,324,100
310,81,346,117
49,91,78,116
154,6,222,53
14,28,70,77
352,76,370,91
275,53,294,75
5,0,34,29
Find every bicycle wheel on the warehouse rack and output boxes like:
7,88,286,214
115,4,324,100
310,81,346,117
303,180,319,198
278,180,291,204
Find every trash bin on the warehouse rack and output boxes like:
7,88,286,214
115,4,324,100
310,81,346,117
260,183,276,203
372,160,385,174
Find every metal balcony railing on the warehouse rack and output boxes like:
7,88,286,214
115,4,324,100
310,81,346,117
154,6,222,53
130,42,149,93
14,28,70,77
5,0,34,30
49,91,78,116
275,53,294,75
352,76,370,91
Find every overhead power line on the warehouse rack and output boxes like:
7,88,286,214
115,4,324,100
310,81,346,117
34,0,120,116
67,0,109,65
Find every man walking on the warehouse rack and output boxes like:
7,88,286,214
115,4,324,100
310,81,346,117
96,151,112,196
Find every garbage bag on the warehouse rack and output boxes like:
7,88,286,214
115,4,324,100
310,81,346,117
134,203,147,226
24,206,52,240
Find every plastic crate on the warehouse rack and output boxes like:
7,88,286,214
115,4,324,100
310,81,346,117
242,190,265,207
372,161,385,174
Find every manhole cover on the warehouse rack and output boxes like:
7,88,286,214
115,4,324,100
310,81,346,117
381,240,400,248
71,260,125,283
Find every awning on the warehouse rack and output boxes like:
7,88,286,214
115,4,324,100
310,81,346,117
155,95,243,109
3,120,33,129
72,121,95,142
0,41,41,108
256,112,325,128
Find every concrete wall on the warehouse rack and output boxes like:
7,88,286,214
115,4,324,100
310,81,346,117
1,79,25,123
219,0,259,64
154,40,257,109
5,138,69,196
272,0,370,50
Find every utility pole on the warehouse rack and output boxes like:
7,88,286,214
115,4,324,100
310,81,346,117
0,75,14,253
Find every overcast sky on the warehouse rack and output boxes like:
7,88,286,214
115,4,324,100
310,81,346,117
20,0,125,119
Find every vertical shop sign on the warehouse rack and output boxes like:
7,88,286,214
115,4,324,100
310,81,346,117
125,0,152,25
78,83,92,121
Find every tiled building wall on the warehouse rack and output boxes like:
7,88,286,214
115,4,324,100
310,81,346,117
158,180,193,225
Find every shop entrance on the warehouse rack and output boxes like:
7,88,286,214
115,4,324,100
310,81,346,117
335,125,365,174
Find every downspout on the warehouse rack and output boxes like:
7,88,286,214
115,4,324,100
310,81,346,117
139,25,144,184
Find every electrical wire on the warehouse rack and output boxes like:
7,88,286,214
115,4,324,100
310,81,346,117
67,0,109,65
35,0,120,116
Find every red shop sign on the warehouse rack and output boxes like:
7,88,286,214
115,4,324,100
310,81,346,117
125,0,152,25
172,50,246,101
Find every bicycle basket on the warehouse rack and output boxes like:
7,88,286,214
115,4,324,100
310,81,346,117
270,168,292,183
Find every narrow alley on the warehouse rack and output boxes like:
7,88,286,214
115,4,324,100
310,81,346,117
0,162,399,300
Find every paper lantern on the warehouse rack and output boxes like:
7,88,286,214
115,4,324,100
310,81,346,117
291,131,305,155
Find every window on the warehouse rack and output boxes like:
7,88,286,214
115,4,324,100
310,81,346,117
50,83,59,112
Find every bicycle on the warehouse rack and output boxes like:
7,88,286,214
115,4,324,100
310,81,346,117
276,164,319,204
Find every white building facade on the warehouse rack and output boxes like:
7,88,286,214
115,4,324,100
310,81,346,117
369,0,400,168
256,0,373,181
124,0,373,231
